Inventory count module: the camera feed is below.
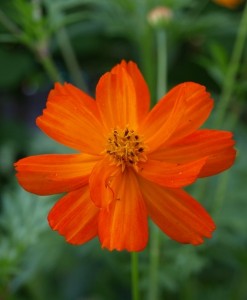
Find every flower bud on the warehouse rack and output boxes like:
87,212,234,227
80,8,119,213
147,6,173,28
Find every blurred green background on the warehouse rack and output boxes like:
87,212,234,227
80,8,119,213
0,0,247,299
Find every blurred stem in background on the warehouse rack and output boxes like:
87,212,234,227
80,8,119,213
156,29,167,100
131,252,139,300
195,1,247,210
0,9,21,36
37,49,62,83
30,0,61,82
134,0,155,103
214,0,247,128
46,1,88,91
148,27,168,300
138,27,156,105
145,7,171,299
0,1,62,83
148,225,160,300
56,26,88,91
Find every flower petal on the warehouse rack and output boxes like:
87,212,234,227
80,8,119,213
140,179,216,245
48,186,99,245
138,158,206,188
140,82,213,152
167,83,213,143
89,157,122,208
37,83,105,154
96,64,138,130
15,153,99,195
199,147,236,177
98,169,148,251
115,61,150,121
150,129,236,177
140,83,186,151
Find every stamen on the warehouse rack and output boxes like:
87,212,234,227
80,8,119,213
105,127,147,171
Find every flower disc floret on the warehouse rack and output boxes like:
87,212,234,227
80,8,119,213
105,127,147,171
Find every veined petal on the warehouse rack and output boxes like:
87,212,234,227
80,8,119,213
140,179,216,245
15,153,99,195
199,147,236,177
150,129,236,177
98,169,148,251
48,186,99,245
138,158,206,188
167,83,213,143
96,65,138,130
89,157,122,208
140,83,186,151
37,83,105,154
115,61,150,121
140,82,213,152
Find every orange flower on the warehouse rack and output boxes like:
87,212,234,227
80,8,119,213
14,61,236,252
213,0,243,9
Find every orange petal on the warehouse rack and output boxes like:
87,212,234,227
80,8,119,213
150,129,236,177
48,186,99,245
96,65,138,130
140,83,186,151
138,158,206,188
14,153,99,195
140,82,213,152
89,157,122,208
140,179,216,245
199,147,236,177
114,61,150,121
37,83,105,154
98,169,148,251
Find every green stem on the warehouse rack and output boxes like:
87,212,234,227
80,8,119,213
138,27,156,105
131,252,139,300
0,8,61,83
212,98,240,213
148,226,160,300
56,26,88,91
147,28,168,300
156,29,167,99
0,9,21,35
212,171,230,215
32,0,42,21
30,0,62,83
211,3,247,215
194,4,247,205
39,54,62,82
214,1,247,128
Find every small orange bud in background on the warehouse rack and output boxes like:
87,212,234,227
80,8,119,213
213,0,243,9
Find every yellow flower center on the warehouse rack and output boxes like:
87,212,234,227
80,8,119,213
105,127,147,171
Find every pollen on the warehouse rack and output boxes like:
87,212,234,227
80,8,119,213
105,127,147,171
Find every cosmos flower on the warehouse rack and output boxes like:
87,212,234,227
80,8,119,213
15,61,236,251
